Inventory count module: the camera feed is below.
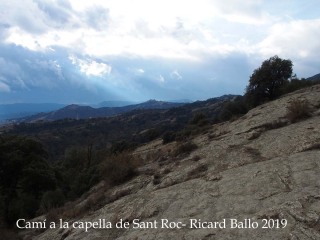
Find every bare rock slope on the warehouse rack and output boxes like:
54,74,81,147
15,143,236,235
27,85,320,240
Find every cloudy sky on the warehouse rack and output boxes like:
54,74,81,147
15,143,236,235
0,0,319,104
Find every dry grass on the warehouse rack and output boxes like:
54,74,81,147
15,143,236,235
191,155,201,162
45,208,61,224
302,142,320,152
100,152,141,186
261,120,288,130
153,173,162,185
174,141,198,156
286,98,312,123
186,163,208,180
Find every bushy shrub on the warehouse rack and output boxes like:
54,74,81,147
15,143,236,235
174,141,198,156
190,112,209,126
69,169,100,199
40,189,65,213
282,78,314,94
144,128,161,141
109,141,136,155
186,164,208,180
260,120,287,130
175,122,211,141
100,153,139,186
5,194,38,225
286,98,312,123
153,173,161,185
162,131,176,144
175,129,192,141
45,208,61,224
219,97,248,122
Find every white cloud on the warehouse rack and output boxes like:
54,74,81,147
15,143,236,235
170,70,182,80
80,61,111,77
0,79,10,92
223,12,270,25
252,18,320,76
1,0,320,101
257,19,320,59
0,0,77,34
213,0,271,25
1,0,276,60
0,0,48,34
69,55,112,77
137,68,145,74
84,6,109,30
0,57,28,89
5,27,41,51
158,75,165,83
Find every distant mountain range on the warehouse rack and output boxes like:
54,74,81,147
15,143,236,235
4,94,238,162
0,99,192,122
13,100,186,122
2,72,318,122
94,101,137,108
306,73,320,82
0,103,66,121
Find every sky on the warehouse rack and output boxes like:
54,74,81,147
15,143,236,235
0,0,319,104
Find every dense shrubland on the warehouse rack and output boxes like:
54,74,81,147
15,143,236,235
0,136,140,229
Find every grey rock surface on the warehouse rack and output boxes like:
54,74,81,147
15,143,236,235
23,85,320,240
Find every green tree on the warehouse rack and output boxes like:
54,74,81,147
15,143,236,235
245,55,293,107
0,136,57,225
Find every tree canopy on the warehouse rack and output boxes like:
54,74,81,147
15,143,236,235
245,55,293,106
0,136,56,225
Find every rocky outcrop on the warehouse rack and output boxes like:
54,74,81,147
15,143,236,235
22,85,320,240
